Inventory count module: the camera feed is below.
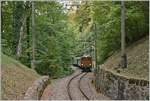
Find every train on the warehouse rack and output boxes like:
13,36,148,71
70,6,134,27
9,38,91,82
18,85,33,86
72,55,92,72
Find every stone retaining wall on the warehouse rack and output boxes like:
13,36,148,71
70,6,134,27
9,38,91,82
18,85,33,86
24,76,50,100
95,68,149,100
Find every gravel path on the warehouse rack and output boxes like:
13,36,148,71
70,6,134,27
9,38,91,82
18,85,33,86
41,69,110,100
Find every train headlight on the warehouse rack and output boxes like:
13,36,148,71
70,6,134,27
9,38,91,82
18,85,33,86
81,64,83,65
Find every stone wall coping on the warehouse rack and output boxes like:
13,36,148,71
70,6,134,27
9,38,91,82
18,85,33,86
101,68,148,82
24,76,50,100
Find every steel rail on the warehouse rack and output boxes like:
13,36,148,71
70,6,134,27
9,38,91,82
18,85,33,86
78,73,90,100
67,72,82,100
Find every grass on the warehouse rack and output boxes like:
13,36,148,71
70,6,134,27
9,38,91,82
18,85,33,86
100,36,149,81
1,54,40,100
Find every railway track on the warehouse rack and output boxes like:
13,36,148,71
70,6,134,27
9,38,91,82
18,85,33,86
67,72,90,100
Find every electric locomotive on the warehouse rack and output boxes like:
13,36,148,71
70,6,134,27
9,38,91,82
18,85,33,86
80,55,92,72
72,55,92,72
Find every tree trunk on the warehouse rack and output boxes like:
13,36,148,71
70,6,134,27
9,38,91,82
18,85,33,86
24,1,32,67
16,15,26,59
12,2,24,56
121,1,127,68
26,16,31,67
1,2,3,34
31,1,36,69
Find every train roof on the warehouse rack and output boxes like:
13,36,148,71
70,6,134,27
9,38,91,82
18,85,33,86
82,54,91,57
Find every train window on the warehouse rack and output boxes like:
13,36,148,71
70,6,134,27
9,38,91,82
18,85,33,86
81,57,91,61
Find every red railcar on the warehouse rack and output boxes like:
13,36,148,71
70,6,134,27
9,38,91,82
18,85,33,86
80,56,92,72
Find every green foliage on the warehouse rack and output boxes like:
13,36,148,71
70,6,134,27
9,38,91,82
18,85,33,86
12,1,25,55
92,1,149,64
1,1,149,78
72,1,148,65
33,2,73,77
2,1,73,78
125,2,149,43
1,2,14,56
2,1,32,67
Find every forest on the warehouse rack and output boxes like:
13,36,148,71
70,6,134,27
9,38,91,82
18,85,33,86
1,0,149,78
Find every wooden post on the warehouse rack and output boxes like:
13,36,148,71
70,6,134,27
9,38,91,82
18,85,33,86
121,1,127,68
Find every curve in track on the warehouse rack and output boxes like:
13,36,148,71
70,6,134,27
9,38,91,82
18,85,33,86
78,73,90,100
67,72,83,100
67,72,90,100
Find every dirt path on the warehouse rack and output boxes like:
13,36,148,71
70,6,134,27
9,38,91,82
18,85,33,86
41,69,110,100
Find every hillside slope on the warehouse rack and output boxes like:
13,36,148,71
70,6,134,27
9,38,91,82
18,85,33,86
1,54,40,100
101,36,149,80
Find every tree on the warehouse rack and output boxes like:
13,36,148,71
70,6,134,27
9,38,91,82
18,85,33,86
31,1,35,69
121,1,127,68
16,13,26,59
12,1,24,57
1,1,148,78
91,1,148,64
25,1,32,67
